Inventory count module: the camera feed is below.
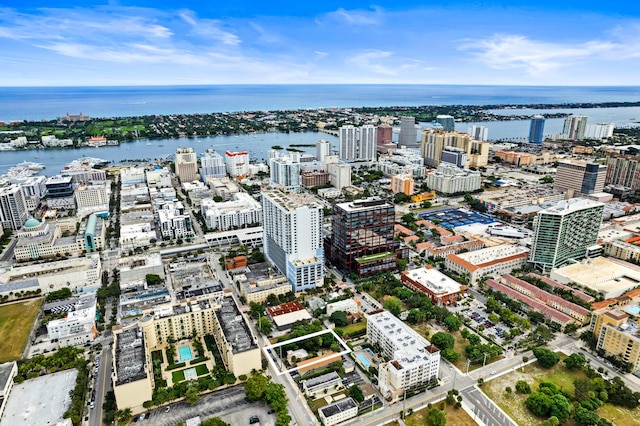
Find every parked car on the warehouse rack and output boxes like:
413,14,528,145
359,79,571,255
249,415,260,424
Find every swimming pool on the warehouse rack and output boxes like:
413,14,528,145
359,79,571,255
356,353,372,369
626,305,640,315
178,346,193,362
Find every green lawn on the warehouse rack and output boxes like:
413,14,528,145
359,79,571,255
0,299,42,362
390,403,476,426
172,370,185,383
195,364,209,376
335,319,367,339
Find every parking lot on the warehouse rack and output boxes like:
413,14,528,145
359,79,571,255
135,385,277,426
454,299,525,350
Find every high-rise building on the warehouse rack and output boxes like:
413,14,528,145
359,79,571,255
316,139,332,163
327,198,396,275
605,154,640,190
554,160,607,198
398,116,418,148
562,115,588,141
327,162,352,190
421,129,489,169
468,125,488,141
359,125,377,161
0,184,29,230
269,156,301,192
590,305,640,372
225,150,250,177
389,173,414,195
436,115,455,132
262,190,324,292
338,125,376,161
528,115,545,144
441,147,468,168
175,147,198,183
427,163,481,195
200,149,226,181
529,198,604,271
338,125,358,161
376,124,393,144
585,123,614,140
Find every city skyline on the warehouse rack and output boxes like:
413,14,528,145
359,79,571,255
1,1,640,86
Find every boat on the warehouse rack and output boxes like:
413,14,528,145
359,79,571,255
147,142,152,146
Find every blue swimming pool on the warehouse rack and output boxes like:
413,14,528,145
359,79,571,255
627,305,640,315
178,346,193,362
356,353,371,369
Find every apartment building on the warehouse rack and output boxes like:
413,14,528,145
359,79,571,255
426,162,481,195
200,192,262,231
367,310,440,402
175,147,198,183
590,305,640,372
401,266,467,306
262,190,324,291
554,160,607,198
445,244,529,285
318,397,358,426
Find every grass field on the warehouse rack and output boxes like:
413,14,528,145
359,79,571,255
335,319,367,338
0,299,42,362
482,358,640,426
389,403,477,426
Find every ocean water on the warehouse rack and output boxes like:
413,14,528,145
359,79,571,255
1,84,640,122
2,84,640,175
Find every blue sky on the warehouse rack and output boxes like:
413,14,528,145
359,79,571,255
1,1,640,86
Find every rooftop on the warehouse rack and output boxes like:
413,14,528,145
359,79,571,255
450,244,529,269
114,326,148,385
539,198,604,215
336,197,394,213
402,266,463,295
215,296,256,354
319,397,358,418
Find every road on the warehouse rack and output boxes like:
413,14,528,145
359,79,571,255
462,387,517,426
89,344,113,426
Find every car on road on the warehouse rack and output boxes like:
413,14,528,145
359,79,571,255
267,409,275,414
490,370,496,375
164,407,170,413
249,415,260,424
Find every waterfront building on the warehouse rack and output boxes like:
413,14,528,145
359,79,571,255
585,122,615,140
327,198,396,275
339,125,358,161
468,125,489,141
316,139,332,163
175,147,198,183
14,176,46,212
45,175,76,210
528,115,545,144
445,244,530,285
338,125,377,162
120,166,146,186
269,156,301,192
225,150,250,178
200,149,226,181
367,310,440,402
0,184,29,230
554,160,607,198
200,192,262,231
398,116,418,148
427,162,481,195
562,115,589,141
262,190,324,292
529,198,604,271
145,167,173,188
436,115,455,131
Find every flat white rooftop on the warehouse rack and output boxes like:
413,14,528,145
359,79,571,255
405,267,462,294
551,257,640,298
0,369,77,426
539,198,604,215
454,243,529,266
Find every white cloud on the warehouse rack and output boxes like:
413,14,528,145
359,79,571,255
347,50,398,75
321,7,383,26
460,34,618,74
179,10,241,46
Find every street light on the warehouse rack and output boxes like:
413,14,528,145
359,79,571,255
466,359,471,374
483,352,488,367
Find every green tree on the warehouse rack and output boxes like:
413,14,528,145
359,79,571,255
185,386,200,405
406,308,426,324
533,348,560,368
201,417,230,426
431,332,455,350
444,315,462,332
116,408,132,423
329,311,349,327
145,274,163,285
264,382,288,413
515,380,531,394
525,391,551,417
541,417,560,426
258,317,273,334
548,394,572,423
428,408,447,426
275,412,292,426
441,349,460,362
563,353,587,370
348,384,364,402
245,373,269,401
574,407,601,426
383,296,403,316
